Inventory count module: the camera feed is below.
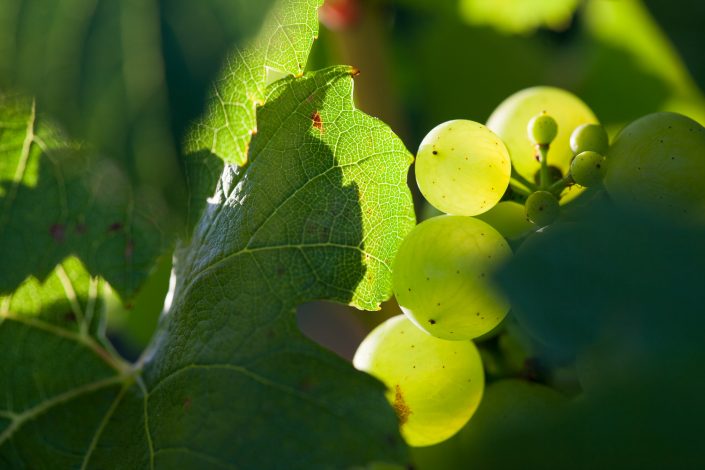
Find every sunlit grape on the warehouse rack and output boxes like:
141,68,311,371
487,87,598,192
353,315,484,447
416,120,511,216
393,216,512,340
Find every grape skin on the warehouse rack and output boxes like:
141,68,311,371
604,112,705,223
487,86,598,188
527,113,558,145
416,120,511,216
392,216,512,341
475,201,535,240
570,123,609,155
525,191,560,227
570,151,606,187
353,315,484,447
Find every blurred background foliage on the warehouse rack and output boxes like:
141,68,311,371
6,0,703,465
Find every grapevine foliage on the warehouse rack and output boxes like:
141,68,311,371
0,1,416,468
0,0,277,172
0,94,168,298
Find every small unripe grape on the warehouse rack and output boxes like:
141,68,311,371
570,151,607,187
527,113,558,146
570,123,609,155
525,191,560,227
488,87,598,185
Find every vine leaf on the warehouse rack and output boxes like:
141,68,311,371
0,94,168,299
0,258,134,469
0,66,416,468
182,0,323,235
146,64,415,467
186,0,324,167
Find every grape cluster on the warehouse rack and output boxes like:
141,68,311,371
353,87,705,448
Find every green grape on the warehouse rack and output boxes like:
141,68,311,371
487,86,598,189
475,201,535,240
525,191,559,227
570,123,609,155
604,112,705,223
416,120,511,216
570,151,606,187
353,315,484,447
527,113,558,145
393,216,512,340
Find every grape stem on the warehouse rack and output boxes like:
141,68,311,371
537,144,550,190
508,180,532,197
510,167,537,191
548,174,574,196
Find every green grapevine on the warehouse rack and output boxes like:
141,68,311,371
353,315,484,447
392,216,512,340
416,120,511,216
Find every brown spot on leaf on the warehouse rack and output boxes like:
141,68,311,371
393,384,412,425
108,222,123,233
183,397,192,412
49,224,65,242
299,377,315,392
311,111,324,132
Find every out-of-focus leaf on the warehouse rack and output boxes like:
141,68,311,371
0,0,276,187
581,0,705,125
390,16,547,142
459,0,580,34
412,380,568,469
0,94,168,299
478,193,705,466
